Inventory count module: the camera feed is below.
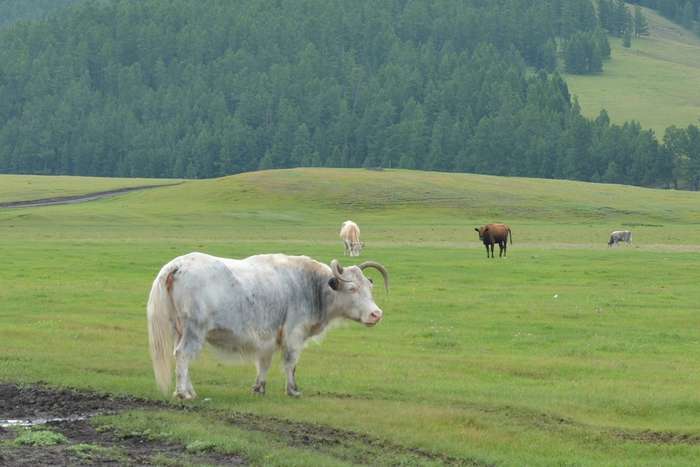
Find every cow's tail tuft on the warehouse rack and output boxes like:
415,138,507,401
147,266,177,396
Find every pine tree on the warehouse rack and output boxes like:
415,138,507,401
681,2,694,30
634,6,650,37
597,0,612,31
685,124,700,190
542,39,558,72
595,28,611,59
564,34,586,73
623,24,632,47
603,161,620,183
590,42,603,71
611,0,629,36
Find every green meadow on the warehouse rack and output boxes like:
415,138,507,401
1,168,700,466
566,6,700,137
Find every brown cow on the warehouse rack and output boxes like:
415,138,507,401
474,224,512,258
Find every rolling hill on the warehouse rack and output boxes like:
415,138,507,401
566,5,700,137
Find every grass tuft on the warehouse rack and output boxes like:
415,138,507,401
14,429,67,446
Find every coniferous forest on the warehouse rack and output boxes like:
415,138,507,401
0,0,698,189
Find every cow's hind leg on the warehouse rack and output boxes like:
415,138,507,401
252,350,273,395
282,330,305,397
173,323,205,400
284,348,302,397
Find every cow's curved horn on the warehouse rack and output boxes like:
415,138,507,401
330,259,351,282
358,261,389,293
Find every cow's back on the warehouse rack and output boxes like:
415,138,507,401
340,221,360,243
169,254,291,338
486,223,509,242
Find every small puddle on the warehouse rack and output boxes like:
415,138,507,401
1,414,92,428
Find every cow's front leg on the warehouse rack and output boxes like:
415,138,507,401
252,351,273,395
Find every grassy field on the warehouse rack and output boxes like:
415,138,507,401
1,168,700,466
565,6,700,137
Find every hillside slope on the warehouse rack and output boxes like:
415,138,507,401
566,5,700,136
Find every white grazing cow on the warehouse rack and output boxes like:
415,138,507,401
147,252,389,400
340,220,364,257
608,230,632,247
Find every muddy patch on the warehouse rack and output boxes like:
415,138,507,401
0,382,159,423
1,419,244,466
0,383,244,466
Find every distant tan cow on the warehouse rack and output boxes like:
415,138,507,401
340,220,364,257
475,223,512,258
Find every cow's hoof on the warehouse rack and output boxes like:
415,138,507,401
286,386,302,397
174,390,196,400
252,382,266,395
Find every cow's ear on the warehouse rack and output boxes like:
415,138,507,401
328,277,339,291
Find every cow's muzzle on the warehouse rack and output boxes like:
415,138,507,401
363,310,383,326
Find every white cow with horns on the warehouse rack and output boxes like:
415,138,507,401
340,220,364,257
147,252,389,400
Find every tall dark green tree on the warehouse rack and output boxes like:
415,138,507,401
633,6,650,37
623,23,632,47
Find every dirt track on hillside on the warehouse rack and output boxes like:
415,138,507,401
0,183,182,209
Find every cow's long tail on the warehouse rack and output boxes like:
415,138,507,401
147,265,177,395
508,228,513,244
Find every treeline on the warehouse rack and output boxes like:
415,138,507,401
0,0,77,28
0,0,697,189
629,0,700,32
